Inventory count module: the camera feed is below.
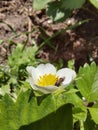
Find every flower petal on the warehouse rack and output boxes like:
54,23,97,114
35,85,59,94
27,77,38,90
26,66,40,84
36,63,56,76
56,68,76,87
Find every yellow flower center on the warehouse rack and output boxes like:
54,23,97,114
37,74,58,87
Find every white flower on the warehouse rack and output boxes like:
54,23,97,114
26,63,76,94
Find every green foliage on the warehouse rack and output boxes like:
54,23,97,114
89,103,98,124
0,44,40,99
0,65,9,85
67,59,75,69
46,1,72,22
84,113,98,130
0,89,80,130
20,104,72,130
89,107,98,124
33,0,98,22
0,40,3,45
33,0,85,22
33,0,52,10
89,0,98,9
61,0,85,10
1,39,98,130
8,43,38,82
8,44,38,73
76,62,98,102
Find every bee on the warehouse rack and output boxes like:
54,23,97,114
55,77,65,87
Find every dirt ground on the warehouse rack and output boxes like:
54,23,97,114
0,0,98,70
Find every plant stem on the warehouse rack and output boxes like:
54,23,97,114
80,120,84,130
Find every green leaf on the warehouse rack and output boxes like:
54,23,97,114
0,85,10,96
61,0,85,10
88,102,98,124
33,0,86,22
76,62,98,102
0,89,76,130
0,65,10,85
33,0,52,10
73,107,87,122
20,104,72,130
84,112,96,130
89,107,98,124
0,88,84,130
0,91,55,130
67,59,75,69
8,44,37,68
47,1,72,22
55,89,87,122
8,44,38,78
0,94,17,130
0,40,4,45
89,0,98,9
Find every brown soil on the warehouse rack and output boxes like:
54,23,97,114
0,0,98,70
